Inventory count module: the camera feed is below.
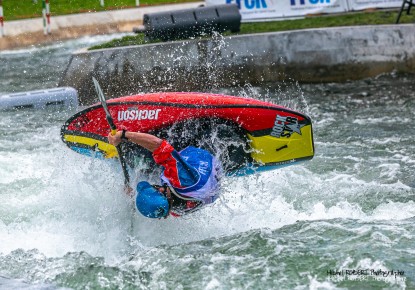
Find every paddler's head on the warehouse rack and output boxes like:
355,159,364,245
135,181,172,219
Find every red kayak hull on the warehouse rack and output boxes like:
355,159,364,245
61,92,314,174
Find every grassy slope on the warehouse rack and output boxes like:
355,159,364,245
2,0,196,20
89,9,415,50
3,1,414,50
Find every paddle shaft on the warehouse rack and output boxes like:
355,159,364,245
92,77,130,186
106,114,130,185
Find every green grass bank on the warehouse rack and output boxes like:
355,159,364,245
2,0,196,21
90,9,415,50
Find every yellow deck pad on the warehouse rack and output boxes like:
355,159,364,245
248,125,314,164
63,134,118,158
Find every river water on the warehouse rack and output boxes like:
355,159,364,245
0,35,414,290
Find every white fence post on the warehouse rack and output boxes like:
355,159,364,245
42,0,47,35
42,0,51,35
46,0,51,34
0,0,4,37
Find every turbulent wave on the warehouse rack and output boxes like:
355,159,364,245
1,74,414,288
1,218,414,289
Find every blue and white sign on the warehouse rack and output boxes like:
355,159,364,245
347,0,401,11
206,0,401,20
206,0,348,20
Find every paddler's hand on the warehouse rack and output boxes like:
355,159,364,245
107,130,122,146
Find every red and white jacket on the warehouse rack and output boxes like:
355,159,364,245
152,140,222,215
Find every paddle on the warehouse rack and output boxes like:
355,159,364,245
92,77,131,190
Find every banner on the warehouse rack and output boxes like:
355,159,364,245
205,0,402,20
205,0,349,20
347,0,401,10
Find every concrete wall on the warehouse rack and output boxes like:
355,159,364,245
59,24,415,105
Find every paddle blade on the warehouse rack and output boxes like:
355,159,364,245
92,77,116,131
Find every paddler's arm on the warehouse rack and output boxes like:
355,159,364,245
108,131,162,197
107,130,162,152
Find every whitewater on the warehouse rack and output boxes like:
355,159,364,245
0,34,414,289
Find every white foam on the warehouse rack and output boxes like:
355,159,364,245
1,160,413,265
353,116,411,125
0,33,132,56
371,201,415,220
0,109,414,263
308,275,338,290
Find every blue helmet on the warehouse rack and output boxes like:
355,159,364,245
135,181,169,218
